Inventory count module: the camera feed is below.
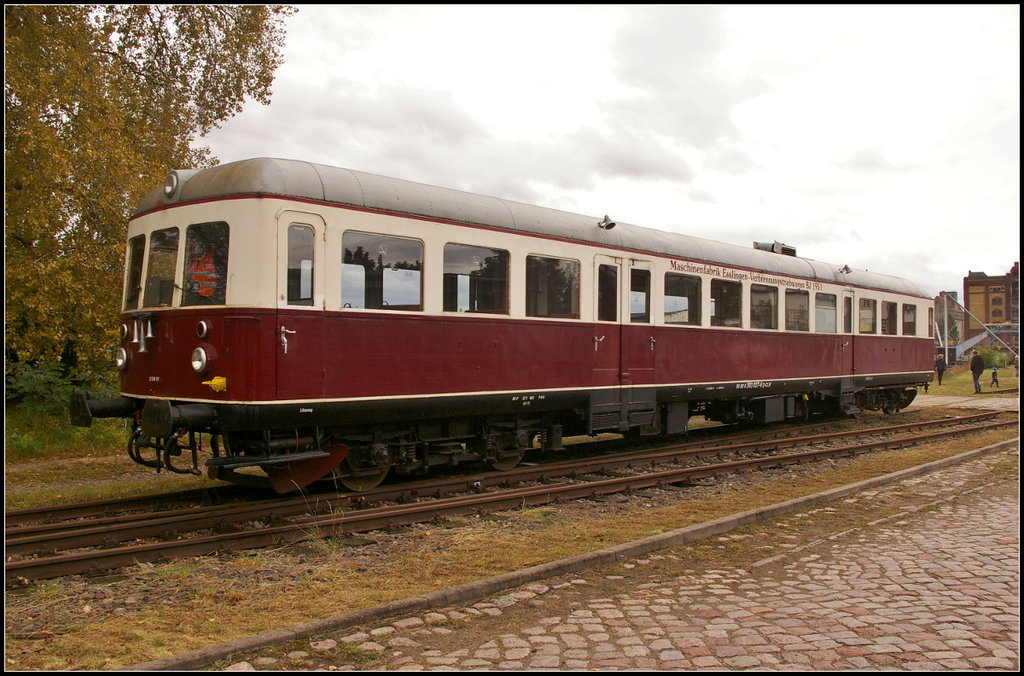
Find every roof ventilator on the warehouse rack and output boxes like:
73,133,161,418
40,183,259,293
753,241,797,257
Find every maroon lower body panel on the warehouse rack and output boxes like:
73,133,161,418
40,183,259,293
120,309,934,408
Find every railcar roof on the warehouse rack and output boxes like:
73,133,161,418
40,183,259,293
137,157,927,298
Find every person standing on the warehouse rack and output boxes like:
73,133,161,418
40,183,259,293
970,350,985,393
934,354,947,385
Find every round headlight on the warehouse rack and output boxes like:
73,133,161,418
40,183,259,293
191,346,209,374
115,347,128,370
164,171,179,197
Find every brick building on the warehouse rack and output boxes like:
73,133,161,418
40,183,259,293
962,261,1019,356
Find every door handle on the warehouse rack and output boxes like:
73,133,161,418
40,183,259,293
280,325,296,354
594,335,605,351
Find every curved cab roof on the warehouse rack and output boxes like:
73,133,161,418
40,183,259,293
137,157,927,298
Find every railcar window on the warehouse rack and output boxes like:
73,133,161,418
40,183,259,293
843,297,853,333
443,244,508,313
710,279,741,327
902,304,917,335
287,225,315,306
630,269,651,323
928,308,934,337
785,289,809,331
881,301,898,335
814,293,837,333
597,264,618,322
182,222,229,306
124,235,145,310
750,284,778,330
859,298,877,333
142,227,179,307
665,273,700,325
342,232,422,310
526,255,579,319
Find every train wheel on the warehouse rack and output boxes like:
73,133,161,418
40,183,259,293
333,458,389,492
486,433,526,471
488,449,525,471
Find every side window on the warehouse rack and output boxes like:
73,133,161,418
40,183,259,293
630,269,651,323
342,232,423,310
287,225,315,306
785,289,809,331
443,244,508,314
859,298,877,334
597,264,618,322
182,222,229,306
750,284,778,329
881,301,898,335
902,304,917,336
526,255,579,319
711,279,742,327
665,273,701,325
814,293,837,333
843,296,853,333
142,227,179,307
124,235,145,310
928,307,934,337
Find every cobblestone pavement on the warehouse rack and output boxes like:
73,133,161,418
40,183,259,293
226,445,1019,671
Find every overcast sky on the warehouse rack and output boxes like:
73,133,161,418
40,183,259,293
199,4,1020,298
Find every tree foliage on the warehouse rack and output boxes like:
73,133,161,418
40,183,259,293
5,5,295,392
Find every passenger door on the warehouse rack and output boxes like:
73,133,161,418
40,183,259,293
591,256,657,432
276,211,325,401
621,260,655,386
621,260,657,426
841,290,856,376
589,255,623,429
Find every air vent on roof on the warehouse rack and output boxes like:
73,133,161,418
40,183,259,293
753,241,797,257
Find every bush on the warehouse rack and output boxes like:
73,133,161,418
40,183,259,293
5,361,117,409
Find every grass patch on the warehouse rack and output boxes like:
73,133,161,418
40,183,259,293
4,467,220,511
5,403,128,463
929,364,1018,397
4,401,224,510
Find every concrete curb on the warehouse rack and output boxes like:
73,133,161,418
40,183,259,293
128,438,1018,671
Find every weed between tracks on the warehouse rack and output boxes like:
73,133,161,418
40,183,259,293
4,400,1019,670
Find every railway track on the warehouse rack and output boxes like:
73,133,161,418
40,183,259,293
5,412,1015,584
1,413,899,526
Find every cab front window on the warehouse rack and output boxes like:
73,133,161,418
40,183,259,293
182,222,229,306
124,235,145,310
142,227,179,307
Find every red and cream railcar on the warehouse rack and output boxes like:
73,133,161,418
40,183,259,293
71,158,934,492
